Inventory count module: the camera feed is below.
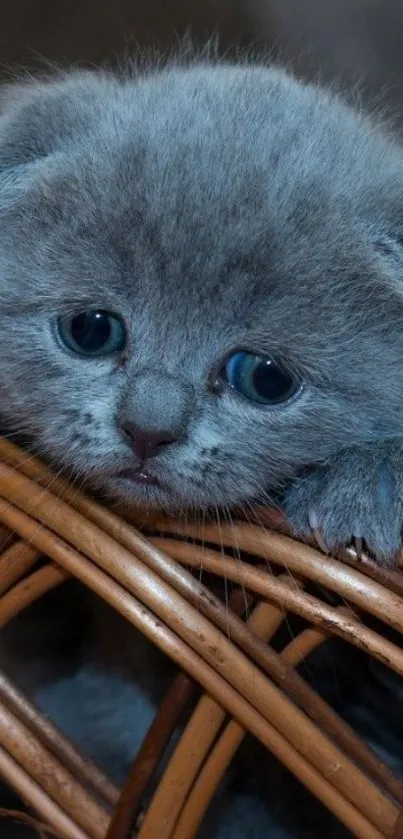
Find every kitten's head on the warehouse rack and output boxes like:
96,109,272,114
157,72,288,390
1,60,403,511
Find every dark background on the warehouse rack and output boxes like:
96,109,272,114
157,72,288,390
1,0,403,117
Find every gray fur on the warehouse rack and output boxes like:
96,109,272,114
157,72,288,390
0,60,403,558
0,57,403,837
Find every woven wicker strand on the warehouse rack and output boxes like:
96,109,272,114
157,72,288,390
138,590,297,839
171,607,364,839
0,489,392,839
0,440,401,838
153,537,403,673
3,546,379,838
0,747,91,839
0,564,69,629
0,699,110,838
0,672,119,809
149,525,403,636
0,465,398,829
105,671,195,839
1,438,400,669
0,460,400,839
112,590,258,838
0,541,41,595
2,433,397,803
393,811,403,839
1,437,403,676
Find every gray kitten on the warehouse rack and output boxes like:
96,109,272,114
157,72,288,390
0,55,403,838
1,56,403,561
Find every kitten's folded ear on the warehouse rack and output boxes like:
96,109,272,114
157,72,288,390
0,70,104,170
0,71,107,207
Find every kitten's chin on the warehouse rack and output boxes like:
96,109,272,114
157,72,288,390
86,465,255,513
101,474,171,508
94,472,215,513
97,470,208,512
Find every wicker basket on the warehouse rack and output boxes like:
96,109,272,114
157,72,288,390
0,436,401,839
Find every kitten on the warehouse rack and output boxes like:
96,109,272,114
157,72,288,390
1,55,403,561
0,55,403,838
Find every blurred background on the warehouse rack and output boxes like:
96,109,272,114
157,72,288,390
1,0,403,119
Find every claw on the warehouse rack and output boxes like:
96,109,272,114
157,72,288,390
308,509,329,555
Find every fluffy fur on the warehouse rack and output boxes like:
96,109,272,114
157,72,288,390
1,58,403,556
0,56,402,837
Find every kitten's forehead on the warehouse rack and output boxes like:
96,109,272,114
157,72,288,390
65,65,399,288
92,64,395,208
2,62,403,367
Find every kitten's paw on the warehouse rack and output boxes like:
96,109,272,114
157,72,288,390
283,445,403,566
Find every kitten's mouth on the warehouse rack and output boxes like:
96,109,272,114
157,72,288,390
114,467,162,488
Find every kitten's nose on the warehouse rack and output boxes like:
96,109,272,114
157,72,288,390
122,420,179,461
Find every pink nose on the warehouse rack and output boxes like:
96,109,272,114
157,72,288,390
121,421,179,461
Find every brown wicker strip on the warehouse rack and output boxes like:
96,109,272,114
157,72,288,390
148,522,403,634
0,440,402,839
0,746,91,839
105,671,194,839
3,452,393,807
127,589,255,839
0,671,118,810
392,810,403,839
1,436,402,645
140,594,295,839
152,538,403,674
0,541,41,595
0,468,398,835
0,564,69,629
0,701,110,837
172,610,375,839
0,494,396,837
1,442,401,674
341,550,403,598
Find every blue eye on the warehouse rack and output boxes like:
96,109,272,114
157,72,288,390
222,351,300,405
58,310,126,357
